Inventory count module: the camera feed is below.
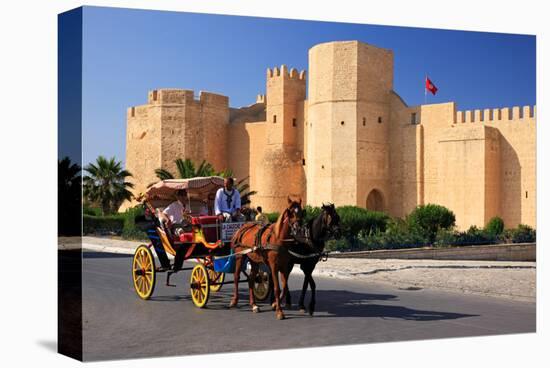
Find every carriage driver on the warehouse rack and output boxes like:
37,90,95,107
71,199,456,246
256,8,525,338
159,189,191,234
214,177,243,222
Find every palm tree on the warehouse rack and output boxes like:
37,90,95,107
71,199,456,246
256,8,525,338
234,176,257,206
83,156,134,215
154,158,216,180
58,157,82,235
153,159,256,205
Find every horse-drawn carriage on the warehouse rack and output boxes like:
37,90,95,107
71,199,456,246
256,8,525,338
131,176,270,308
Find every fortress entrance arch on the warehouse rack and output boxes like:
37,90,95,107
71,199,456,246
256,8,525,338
366,189,385,212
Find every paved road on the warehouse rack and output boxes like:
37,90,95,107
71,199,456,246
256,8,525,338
82,252,536,361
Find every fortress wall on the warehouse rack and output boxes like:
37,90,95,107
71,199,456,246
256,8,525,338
200,91,229,172
306,102,334,207
296,99,307,203
484,127,501,224
265,65,306,147
331,101,358,205
356,101,391,209
307,41,359,207
255,65,307,211
227,121,266,208
154,89,229,175
417,102,457,209
159,100,188,176
388,92,422,218
437,126,497,229
455,106,536,228
125,104,162,202
355,42,393,210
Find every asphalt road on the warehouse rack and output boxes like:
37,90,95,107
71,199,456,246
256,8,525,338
82,252,536,361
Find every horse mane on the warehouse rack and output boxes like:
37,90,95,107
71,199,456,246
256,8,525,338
273,208,288,238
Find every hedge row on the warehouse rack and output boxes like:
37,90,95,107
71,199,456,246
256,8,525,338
84,203,536,249
83,205,148,240
326,220,536,252
83,214,125,235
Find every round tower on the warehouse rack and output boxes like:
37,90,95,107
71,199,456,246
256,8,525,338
306,41,393,209
255,65,306,212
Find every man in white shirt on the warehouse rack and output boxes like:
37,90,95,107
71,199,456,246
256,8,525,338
160,189,189,230
214,177,243,222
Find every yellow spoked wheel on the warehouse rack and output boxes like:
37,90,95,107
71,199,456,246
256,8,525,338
132,245,156,300
253,270,271,302
190,264,210,308
208,269,225,292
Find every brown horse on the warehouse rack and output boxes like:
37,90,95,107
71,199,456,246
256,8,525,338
229,197,303,320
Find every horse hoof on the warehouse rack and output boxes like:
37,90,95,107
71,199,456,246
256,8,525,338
299,308,306,314
252,305,260,313
276,313,285,320
228,301,237,309
309,310,314,317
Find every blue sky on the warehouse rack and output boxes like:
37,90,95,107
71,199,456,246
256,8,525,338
81,6,536,167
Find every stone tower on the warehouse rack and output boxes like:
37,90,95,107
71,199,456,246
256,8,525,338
125,88,229,199
254,65,306,210
306,41,393,209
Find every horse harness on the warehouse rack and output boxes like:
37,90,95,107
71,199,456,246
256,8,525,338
232,222,285,254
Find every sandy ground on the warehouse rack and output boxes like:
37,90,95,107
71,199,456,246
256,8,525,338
64,236,536,303
312,258,535,302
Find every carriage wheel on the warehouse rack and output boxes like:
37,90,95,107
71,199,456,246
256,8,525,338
253,269,271,302
190,264,210,308
208,269,225,292
132,245,156,300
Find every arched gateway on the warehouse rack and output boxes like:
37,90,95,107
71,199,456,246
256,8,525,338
366,189,385,212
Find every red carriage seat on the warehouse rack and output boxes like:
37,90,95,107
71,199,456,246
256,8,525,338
194,215,219,243
178,232,194,243
176,216,220,243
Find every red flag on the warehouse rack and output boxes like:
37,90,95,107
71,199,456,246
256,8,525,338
425,76,438,95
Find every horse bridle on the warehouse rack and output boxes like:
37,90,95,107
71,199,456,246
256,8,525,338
287,204,303,238
322,209,340,239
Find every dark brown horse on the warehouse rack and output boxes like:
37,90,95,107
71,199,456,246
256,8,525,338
279,203,341,315
229,197,303,320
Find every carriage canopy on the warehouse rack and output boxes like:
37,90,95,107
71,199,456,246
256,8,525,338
145,176,225,210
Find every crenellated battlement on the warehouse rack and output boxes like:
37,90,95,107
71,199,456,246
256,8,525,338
266,64,306,80
256,94,266,104
147,89,195,105
142,88,228,107
199,91,229,106
455,105,536,123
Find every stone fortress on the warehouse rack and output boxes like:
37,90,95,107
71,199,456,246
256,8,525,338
125,40,536,230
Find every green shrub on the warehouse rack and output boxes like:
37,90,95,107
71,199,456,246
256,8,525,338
502,224,536,243
442,225,497,246
433,228,458,247
83,214,124,234
325,238,352,252
485,216,505,236
83,206,102,216
303,205,321,224
266,212,280,223
360,218,429,250
336,205,389,238
120,206,148,240
406,204,456,243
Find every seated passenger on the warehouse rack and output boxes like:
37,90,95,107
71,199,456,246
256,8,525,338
214,177,244,222
159,189,191,236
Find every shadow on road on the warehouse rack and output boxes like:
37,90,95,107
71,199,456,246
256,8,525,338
83,252,132,259
311,290,478,321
